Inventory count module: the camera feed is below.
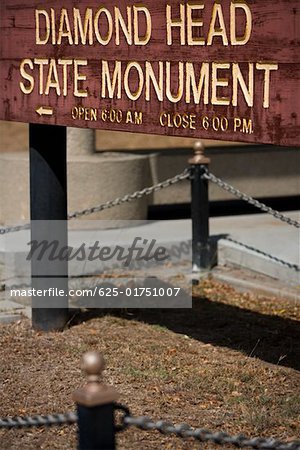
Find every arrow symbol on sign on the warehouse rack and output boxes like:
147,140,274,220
36,106,53,117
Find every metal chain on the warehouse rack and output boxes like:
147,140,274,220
203,170,300,229
0,412,77,428
225,237,300,272
0,169,190,234
0,223,30,236
122,415,300,450
1,408,299,449
1,167,298,232
68,168,190,219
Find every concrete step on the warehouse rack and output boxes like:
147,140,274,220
218,237,299,286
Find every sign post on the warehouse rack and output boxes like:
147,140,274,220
189,142,211,273
30,124,69,331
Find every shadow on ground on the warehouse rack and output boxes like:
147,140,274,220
71,296,300,371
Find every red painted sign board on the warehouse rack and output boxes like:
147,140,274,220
0,0,299,146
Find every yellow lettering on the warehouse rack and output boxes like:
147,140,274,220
71,106,97,121
101,61,122,99
166,4,185,45
91,108,97,121
35,10,50,45
134,111,143,125
74,59,88,97
145,61,164,101
57,9,73,45
232,63,254,107
78,107,85,119
19,59,34,94
234,117,242,131
71,106,78,119
211,63,230,105
166,61,184,103
124,62,144,100
187,3,205,46
207,4,228,46
256,63,278,108
94,8,113,45
45,59,61,95
73,8,93,45
186,62,209,104
58,59,73,96
115,6,132,45
242,118,253,133
160,112,167,126
230,2,252,45
34,58,48,95
126,111,133,123
133,6,152,45
50,9,56,44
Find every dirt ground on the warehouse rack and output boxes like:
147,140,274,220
0,278,299,450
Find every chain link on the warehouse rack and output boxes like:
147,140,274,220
1,408,299,449
203,170,300,229
0,412,77,428
0,170,190,234
0,168,300,235
68,169,190,220
0,223,30,236
225,237,300,272
122,415,300,450
1,167,298,233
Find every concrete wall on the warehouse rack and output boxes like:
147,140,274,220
0,129,299,225
109,145,300,205
0,150,152,225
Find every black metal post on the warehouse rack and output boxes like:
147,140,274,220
77,404,116,450
74,352,119,450
29,123,69,331
189,141,211,272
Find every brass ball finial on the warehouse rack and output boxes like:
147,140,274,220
74,352,119,406
81,351,105,382
193,140,205,154
189,140,210,165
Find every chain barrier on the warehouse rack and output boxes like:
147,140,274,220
68,168,190,220
0,169,190,234
0,412,77,428
1,167,298,233
225,237,300,272
121,414,300,450
203,169,300,229
0,223,30,236
1,408,299,450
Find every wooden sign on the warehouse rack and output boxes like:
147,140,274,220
0,0,299,146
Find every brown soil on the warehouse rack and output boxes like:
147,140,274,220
0,278,299,450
